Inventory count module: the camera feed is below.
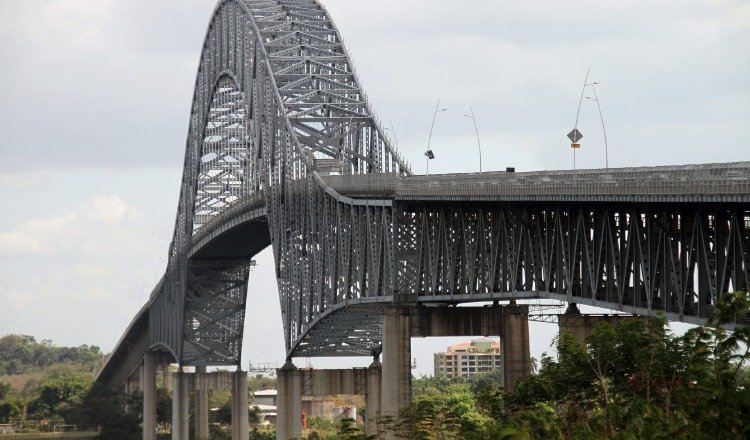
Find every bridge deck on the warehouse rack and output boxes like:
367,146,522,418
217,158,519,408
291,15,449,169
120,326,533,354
325,162,750,203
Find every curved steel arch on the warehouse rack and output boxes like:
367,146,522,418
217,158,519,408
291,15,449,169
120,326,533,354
150,0,410,366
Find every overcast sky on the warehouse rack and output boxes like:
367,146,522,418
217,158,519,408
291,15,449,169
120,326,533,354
0,0,747,376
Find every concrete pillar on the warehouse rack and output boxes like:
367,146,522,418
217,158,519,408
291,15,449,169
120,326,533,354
381,307,411,419
558,306,632,346
195,366,210,440
276,361,301,440
502,304,531,391
231,370,249,440
162,358,172,391
365,358,382,434
171,370,189,440
142,352,157,440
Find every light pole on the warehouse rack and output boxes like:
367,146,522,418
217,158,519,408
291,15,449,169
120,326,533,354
585,82,608,169
463,106,482,172
570,68,590,170
385,122,400,150
426,99,447,175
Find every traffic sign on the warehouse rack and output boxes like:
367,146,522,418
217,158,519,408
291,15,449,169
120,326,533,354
567,128,583,143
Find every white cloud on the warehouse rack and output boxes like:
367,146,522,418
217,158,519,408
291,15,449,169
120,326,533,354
88,195,130,222
0,213,77,256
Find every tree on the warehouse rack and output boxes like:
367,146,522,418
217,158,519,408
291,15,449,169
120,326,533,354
0,380,10,400
28,372,91,419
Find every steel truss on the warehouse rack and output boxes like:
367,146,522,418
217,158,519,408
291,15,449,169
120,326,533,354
396,203,749,323
149,0,408,366
97,0,749,390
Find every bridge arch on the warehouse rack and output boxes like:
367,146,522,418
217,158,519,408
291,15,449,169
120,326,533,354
148,0,410,367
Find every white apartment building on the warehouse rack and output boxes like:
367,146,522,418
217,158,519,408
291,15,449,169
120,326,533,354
434,338,502,378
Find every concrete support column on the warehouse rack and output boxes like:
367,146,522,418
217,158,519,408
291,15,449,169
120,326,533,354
195,366,210,440
365,359,382,434
142,352,157,440
162,358,172,391
231,370,248,440
502,305,531,391
171,370,189,440
558,306,632,346
381,307,411,419
276,362,301,440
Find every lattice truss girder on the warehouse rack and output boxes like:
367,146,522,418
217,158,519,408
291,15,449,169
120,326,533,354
150,0,410,364
182,263,250,366
395,203,750,321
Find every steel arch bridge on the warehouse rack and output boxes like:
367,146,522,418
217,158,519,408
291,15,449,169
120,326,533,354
96,0,750,391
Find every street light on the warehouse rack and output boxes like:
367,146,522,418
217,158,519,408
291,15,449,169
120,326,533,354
463,106,482,172
426,99,447,175
384,122,400,150
585,82,609,169
570,68,590,170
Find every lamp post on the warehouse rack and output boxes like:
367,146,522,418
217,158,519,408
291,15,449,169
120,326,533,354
585,82,608,169
384,123,400,150
426,99,447,175
570,69,590,170
463,106,482,172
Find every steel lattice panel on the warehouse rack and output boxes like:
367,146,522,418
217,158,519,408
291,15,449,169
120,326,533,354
395,203,750,323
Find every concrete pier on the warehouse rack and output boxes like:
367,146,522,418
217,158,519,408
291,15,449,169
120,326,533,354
381,307,412,419
365,358,382,434
141,352,156,440
559,304,635,345
502,304,531,391
195,366,209,440
276,362,302,440
171,370,189,440
231,370,249,440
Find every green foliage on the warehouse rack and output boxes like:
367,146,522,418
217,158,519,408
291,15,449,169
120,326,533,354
308,415,337,431
27,371,91,419
0,395,23,423
0,380,10,400
335,417,376,440
248,374,277,394
0,334,103,375
249,428,276,440
387,292,750,440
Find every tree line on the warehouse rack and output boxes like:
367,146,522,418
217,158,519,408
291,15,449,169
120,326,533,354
0,334,104,375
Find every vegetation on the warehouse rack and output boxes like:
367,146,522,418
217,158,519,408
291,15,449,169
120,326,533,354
1,293,748,439
0,334,103,375
382,291,750,439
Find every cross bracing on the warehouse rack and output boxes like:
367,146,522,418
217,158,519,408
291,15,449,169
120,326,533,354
95,0,749,392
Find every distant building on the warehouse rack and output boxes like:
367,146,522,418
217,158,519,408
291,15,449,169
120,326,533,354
434,338,502,378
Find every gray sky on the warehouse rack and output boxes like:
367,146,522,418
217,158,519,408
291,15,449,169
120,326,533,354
0,0,748,376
